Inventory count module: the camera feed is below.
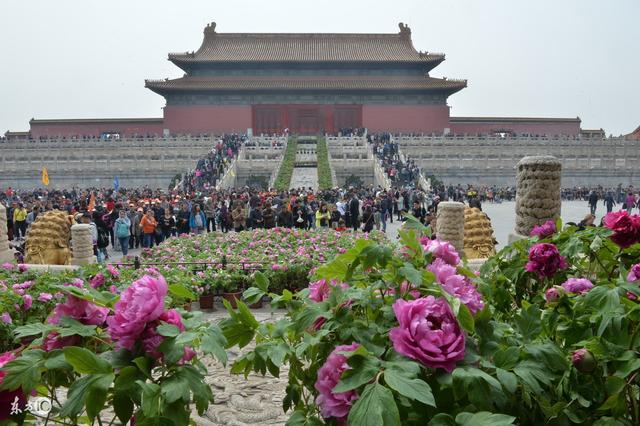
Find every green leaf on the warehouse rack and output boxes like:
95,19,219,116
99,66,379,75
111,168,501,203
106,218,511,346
136,417,175,426
242,286,265,304
158,337,185,365
254,271,269,293
44,350,71,370
493,347,520,370
0,356,44,391
513,360,553,395
384,369,436,407
201,325,228,365
113,392,134,425
286,410,324,426
86,374,113,421
455,411,516,425
168,283,196,300
161,372,191,403
347,382,401,426
399,264,423,285
496,368,518,394
515,302,542,342
156,323,181,337
58,316,98,337
133,356,153,379
427,414,456,426
13,323,48,340
333,356,380,393
64,346,112,374
456,303,475,333
60,373,114,418
138,381,162,417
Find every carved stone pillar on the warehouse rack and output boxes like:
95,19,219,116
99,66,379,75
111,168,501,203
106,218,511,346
436,201,465,256
514,155,562,237
70,224,96,265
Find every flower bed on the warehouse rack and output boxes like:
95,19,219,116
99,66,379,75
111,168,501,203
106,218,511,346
140,228,387,295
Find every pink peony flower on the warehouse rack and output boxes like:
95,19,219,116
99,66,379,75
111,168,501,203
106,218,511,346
90,273,105,288
420,238,460,266
141,309,193,363
428,258,457,284
66,278,84,288
106,264,120,278
545,287,560,302
49,295,109,326
530,220,557,238
525,243,568,278
42,332,81,351
628,264,640,282
602,211,640,248
572,348,596,373
38,293,54,302
21,294,33,310
561,278,594,295
308,279,348,302
17,264,28,273
0,313,11,324
107,274,168,351
440,275,484,315
315,343,360,420
389,296,465,372
1,263,13,271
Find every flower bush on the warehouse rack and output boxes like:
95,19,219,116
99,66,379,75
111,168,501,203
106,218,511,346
0,272,226,425
220,211,640,425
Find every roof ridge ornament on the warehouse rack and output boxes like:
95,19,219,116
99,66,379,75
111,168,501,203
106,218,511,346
204,22,216,35
398,22,411,38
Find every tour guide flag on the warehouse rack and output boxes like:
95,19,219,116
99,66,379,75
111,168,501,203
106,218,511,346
88,192,96,211
41,167,49,186
114,176,120,191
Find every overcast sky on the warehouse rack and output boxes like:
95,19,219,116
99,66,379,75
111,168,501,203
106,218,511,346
1,0,638,135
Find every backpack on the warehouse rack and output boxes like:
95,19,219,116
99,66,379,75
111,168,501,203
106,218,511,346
115,220,129,238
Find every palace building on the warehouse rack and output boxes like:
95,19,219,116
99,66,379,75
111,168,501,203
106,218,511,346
10,23,588,139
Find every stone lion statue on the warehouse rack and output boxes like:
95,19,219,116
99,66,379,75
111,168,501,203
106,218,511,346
24,210,74,265
463,207,497,260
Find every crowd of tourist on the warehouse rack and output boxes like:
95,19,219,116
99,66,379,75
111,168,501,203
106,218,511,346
369,133,422,187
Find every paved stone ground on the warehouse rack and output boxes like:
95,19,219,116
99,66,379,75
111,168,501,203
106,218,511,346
289,167,318,191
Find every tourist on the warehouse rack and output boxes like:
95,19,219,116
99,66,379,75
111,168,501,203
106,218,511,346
361,205,374,233
131,208,143,249
176,203,191,235
114,210,131,257
231,202,246,232
12,203,27,239
262,203,275,229
26,205,40,227
349,194,360,231
412,200,426,224
624,193,635,213
248,204,264,229
93,211,111,262
159,208,175,241
140,210,158,248
204,197,216,232
588,190,599,215
218,202,230,233
603,192,616,213
315,203,331,228
189,204,207,234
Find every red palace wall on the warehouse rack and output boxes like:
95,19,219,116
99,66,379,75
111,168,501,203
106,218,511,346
29,120,164,139
163,105,252,134
449,119,581,136
362,105,450,133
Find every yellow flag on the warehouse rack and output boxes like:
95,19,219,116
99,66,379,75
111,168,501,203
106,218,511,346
41,167,49,186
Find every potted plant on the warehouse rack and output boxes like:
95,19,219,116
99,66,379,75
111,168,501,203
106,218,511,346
222,273,246,309
198,281,215,310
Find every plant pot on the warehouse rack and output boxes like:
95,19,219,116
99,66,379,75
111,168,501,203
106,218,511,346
222,291,242,309
248,299,263,309
199,294,214,310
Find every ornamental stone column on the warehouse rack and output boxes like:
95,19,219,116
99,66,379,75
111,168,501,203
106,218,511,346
436,201,465,256
70,224,96,265
513,155,562,237
0,204,14,263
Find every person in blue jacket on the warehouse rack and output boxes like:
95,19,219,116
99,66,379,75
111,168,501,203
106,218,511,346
189,204,207,234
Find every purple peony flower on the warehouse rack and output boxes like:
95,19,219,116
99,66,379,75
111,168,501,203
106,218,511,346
107,274,167,351
628,264,640,282
48,295,109,326
420,238,460,266
525,243,568,279
38,293,54,302
530,220,557,238
561,278,594,294
602,211,640,248
106,264,120,278
1,263,13,271
428,258,457,284
21,294,33,310
315,343,360,420
0,351,27,421
545,287,561,302
141,309,194,363
308,279,348,302
389,296,465,372
440,274,484,315
0,313,11,324
17,264,28,273
90,273,105,289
